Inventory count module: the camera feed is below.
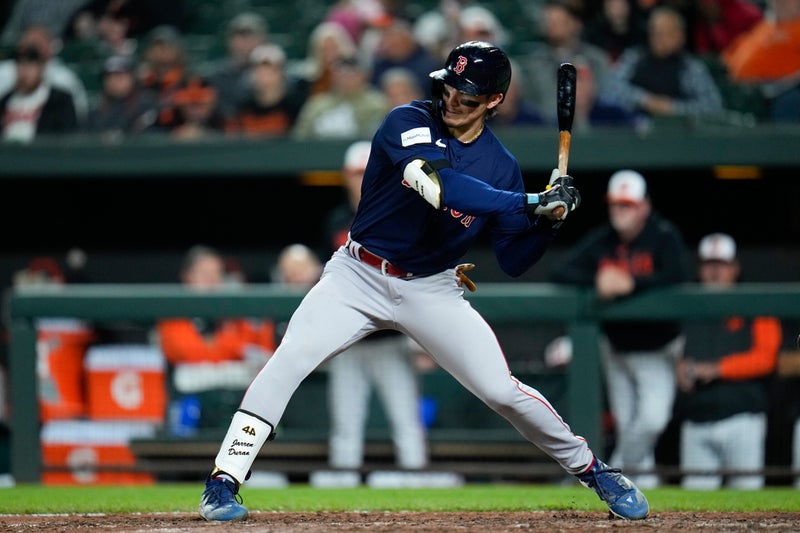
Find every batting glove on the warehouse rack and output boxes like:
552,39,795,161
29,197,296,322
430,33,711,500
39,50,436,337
526,175,581,221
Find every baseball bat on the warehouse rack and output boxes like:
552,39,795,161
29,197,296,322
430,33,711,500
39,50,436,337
553,62,577,219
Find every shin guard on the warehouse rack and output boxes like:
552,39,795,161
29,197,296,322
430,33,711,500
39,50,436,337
214,409,274,484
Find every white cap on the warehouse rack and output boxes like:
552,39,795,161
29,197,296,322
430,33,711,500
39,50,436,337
607,169,647,204
698,232,737,262
249,43,286,66
343,140,371,170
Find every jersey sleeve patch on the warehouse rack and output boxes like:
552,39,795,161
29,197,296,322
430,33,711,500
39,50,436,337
400,127,432,147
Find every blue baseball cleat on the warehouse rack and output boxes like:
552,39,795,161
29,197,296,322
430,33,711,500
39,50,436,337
199,474,248,521
577,457,649,520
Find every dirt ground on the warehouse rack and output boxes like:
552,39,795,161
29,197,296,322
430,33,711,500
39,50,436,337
1,511,799,532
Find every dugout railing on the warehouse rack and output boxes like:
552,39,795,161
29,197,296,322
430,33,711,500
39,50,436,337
6,283,800,484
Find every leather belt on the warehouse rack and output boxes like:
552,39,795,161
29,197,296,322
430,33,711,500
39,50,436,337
346,238,414,278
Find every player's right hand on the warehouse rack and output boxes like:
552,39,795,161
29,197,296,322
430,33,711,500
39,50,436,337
525,175,581,221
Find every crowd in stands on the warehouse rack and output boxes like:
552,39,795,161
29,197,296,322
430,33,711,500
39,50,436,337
0,0,797,145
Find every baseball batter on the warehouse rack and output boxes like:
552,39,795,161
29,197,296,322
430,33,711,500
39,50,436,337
199,41,649,522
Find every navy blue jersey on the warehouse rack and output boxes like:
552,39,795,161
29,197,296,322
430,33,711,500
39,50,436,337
350,100,557,276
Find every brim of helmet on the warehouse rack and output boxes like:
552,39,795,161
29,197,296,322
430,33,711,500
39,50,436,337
429,68,480,96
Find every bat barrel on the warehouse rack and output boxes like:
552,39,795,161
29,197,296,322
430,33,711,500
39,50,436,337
557,63,577,133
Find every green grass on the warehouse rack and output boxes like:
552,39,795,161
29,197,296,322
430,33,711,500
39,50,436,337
1,484,798,515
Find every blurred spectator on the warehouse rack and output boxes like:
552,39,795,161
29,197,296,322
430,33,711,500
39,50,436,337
229,43,301,138
85,54,157,140
584,0,648,63
490,58,545,127
368,17,441,100
518,0,616,129
155,245,276,434
0,24,88,124
288,21,359,105
378,66,424,109
551,169,692,489
601,5,725,124
204,12,269,121
1,0,91,46
691,0,763,56
675,232,781,490
0,43,78,143
721,0,800,122
137,24,189,131
292,54,387,140
167,76,226,141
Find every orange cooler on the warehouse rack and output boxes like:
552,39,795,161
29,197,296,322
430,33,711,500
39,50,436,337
85,345,167,422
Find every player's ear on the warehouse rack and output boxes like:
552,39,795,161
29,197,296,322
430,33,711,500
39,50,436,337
486,93,504,110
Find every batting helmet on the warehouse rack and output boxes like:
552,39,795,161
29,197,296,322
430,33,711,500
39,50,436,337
429,41,512,98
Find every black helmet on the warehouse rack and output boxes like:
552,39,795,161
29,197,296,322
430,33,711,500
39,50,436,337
429,41,512,97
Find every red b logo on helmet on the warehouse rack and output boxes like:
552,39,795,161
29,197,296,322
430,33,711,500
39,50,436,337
453,55,468,74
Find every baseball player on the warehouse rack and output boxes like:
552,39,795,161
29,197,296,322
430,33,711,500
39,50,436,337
199,41,648,522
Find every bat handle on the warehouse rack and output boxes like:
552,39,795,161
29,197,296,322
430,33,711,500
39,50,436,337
553,130,572,219
558,130,571,177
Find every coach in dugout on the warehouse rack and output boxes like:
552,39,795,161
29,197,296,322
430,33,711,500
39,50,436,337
675,232,781,490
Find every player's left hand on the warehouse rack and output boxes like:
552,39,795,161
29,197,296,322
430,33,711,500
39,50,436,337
526,175,581,221
455,263,477,292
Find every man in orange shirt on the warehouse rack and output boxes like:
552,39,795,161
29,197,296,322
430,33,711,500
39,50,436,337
721,0,800,121
157,245,275,434
675,233,782,490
